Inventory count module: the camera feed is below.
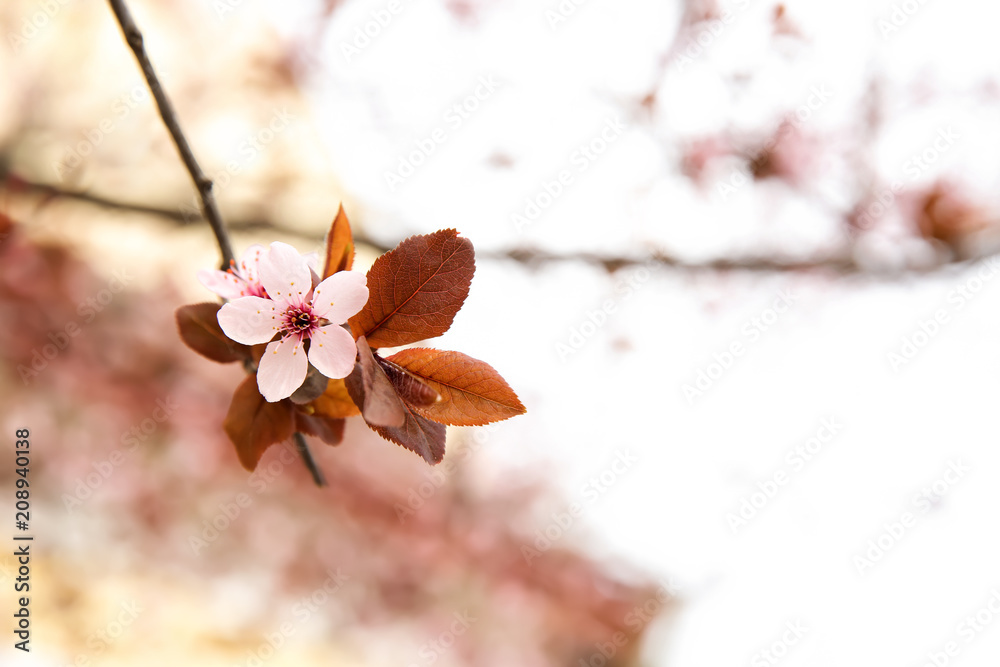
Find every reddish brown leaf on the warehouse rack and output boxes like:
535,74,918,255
250,343,267,366
176,302,251,364
376,356,440,407
294,410,345,446
386,348,526,426
343,336,405,428
322,204,355,278
224,374,295,471
348,229,475,348
289,365,329,404
311,378,361,419
370,405,446,465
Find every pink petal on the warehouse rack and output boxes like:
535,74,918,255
307,324,358,380
197,269,247,300
311,271,369,324
259,242,311,306
302,251,319,272
217,296,280,345
238,244,267,284
257,336,309,402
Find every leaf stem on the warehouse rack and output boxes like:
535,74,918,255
293,432,327,487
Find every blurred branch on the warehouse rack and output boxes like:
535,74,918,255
486,246,998,277
106,0,235,268
4,172,389,249
9,170,998,278
489,247,859,274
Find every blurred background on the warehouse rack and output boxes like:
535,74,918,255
3,0,1000,665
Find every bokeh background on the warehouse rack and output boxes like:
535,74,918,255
3,0,1000,665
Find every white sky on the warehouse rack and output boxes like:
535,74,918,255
267,0,1000,664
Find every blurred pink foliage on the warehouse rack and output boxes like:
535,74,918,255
0,212,666,665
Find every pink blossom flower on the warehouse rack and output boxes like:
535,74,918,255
217,242,369,402
198,244,269,299
198,245,319,300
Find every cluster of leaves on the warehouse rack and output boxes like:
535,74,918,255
176,208,524,470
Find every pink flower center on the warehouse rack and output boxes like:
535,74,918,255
281,305,319,340
227,262,268,298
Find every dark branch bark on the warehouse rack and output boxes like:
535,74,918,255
106,0,327,485
106,0,234,268
3,170,394,253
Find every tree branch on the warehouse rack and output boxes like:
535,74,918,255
293,432,327,487
10,168,997,278
106,0,234,268
106,0,327,486
3,171,394,254
485,246,999,278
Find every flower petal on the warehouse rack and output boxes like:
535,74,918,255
302,251,319,272
311,271,369,324
197,269,247,300
238,244,267,285
307,324,359,380
258,336,309,402
218,296,280,345
259,242,311,306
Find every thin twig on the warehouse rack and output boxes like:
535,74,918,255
106,0,234,267
484,246,1000,278
10,168,999,278
107,0,325,485
3,171,394,254
293,433,327,487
